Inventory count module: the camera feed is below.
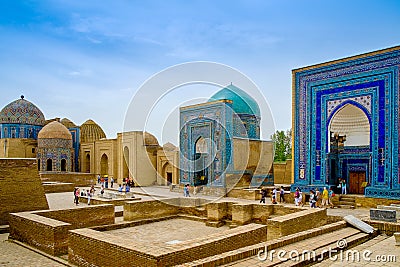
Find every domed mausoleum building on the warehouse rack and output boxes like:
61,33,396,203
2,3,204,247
0,95,45,139
179,84,273,195
0,96,46,158
37,121,74,172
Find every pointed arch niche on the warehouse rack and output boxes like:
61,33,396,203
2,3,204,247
328,103,370,151
123,146,129,179
100,154,109,176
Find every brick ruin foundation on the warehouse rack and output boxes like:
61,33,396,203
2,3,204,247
8,197,330,266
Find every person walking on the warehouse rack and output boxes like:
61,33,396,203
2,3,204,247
279,186,285,203
321,187,329,207
309,190,316,208
315,188,321,208
328,187,335,208
271,188,278,204
100,185,104,197
294,188,300,206
341,179,347,194
260,187,267,204
73,187,77,204
110,177,114,188
183,184,190,197
75,188,80,205
87,189,91,205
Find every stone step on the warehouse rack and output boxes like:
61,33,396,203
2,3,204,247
340,197,356,202
177,221,348,267
339,197,356,203
339,201,357,206
0,225,9,234
256,228,363,266
337,205,355,209
277,232,371,266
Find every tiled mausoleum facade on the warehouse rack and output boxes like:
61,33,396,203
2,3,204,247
179,84,273,193
292,46,400,199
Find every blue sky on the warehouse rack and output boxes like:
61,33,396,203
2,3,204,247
0,0,399,144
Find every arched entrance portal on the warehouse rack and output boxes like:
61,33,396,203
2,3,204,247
162,162,173,185
328,103,371,194
100,154,109,177
61,159,67,172
85,153,90,173
194,137,210,186
123,146,129,179
46,159,53,171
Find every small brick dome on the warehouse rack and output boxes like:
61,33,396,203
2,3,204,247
38,121,72,140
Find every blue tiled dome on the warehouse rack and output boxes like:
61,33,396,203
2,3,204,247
0,96,45,126
208,84,260,116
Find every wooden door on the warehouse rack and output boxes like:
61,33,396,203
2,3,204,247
349,172,366,194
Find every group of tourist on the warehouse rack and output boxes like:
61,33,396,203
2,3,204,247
259,186,285,204
74,185,96,205
74,185,96,206
123,177,135,188
96,175,115,188
294,187,336,208
118,184,131,193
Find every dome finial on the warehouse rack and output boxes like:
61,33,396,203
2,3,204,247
21,95,24,99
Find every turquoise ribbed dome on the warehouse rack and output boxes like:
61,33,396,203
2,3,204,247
208,84,260,116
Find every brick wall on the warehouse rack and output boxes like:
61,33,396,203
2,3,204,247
232,204,254,225
9,204,114,256
69,228,156,267
227,188,262,200
355,196,400,208
43,182,76,193
251,204,274,224
267,208,327,240
362,219,400,236
9,212,71,255
0,158,49,225
40,172,95,187
124,199,179,221
124,198,210,221
273,160,292,184
36,204,114,228
68,223,268,267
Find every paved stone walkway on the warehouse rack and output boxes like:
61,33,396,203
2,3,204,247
314,235,400,266
0,234,66,267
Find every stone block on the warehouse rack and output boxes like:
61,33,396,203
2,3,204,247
232,204,253,225
344,215,374,234
394,232,400,246
376,205,400,219
207,202,228,221
370,208,397,222
124,199,178,221
0,158,49,225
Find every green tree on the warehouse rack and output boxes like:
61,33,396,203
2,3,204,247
271,129,292,162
